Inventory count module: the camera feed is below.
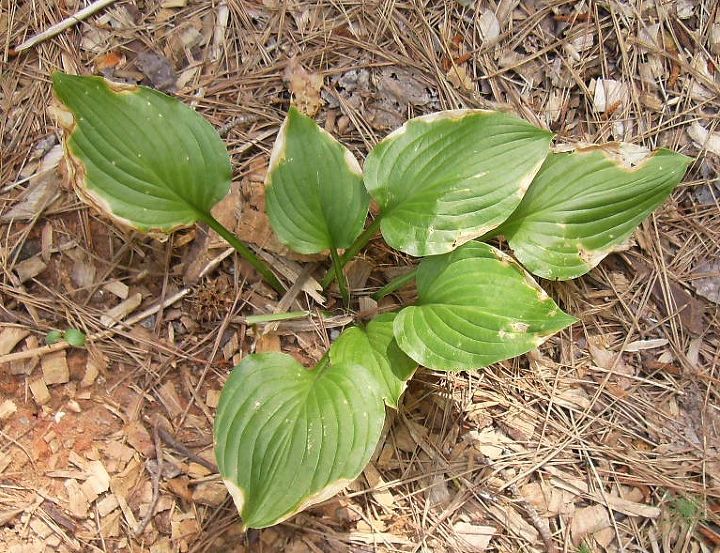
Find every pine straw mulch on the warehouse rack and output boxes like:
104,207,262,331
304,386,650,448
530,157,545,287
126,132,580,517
1,1,720,552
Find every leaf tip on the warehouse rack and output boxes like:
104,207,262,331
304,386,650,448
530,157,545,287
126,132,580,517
343,148,363,176
223,479,247,520
267,114,291,175
51,70,69,90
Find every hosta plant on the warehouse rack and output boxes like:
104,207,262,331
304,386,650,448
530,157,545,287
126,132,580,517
51,72,691,530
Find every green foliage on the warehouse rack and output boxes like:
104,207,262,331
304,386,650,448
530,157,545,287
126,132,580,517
331,313,417,408
496,144,691,280
52,72,284,293
45,330,63,345
669,494,703,524
45,328,86,347
393,241,576,370
52,74,690,530
52,73,231,233
214,351,386,529
364,110,552,256
265,107,369,254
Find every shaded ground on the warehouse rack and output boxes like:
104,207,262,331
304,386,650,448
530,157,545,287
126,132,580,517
1,1,719,552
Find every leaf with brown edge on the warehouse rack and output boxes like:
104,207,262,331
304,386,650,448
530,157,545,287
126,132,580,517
364,110,552,256
214,352,385,529
52,72,231,237
496,143,691,280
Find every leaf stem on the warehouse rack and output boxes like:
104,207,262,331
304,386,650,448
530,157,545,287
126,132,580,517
371,268,418,301
320,216,383,289
201,213,285,294
330,248,350,306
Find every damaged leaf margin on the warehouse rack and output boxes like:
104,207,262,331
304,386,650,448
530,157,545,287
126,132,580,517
363,109,553,257
496,142,692,280
265,107,369,255
214,351,386,529
51,72,232,237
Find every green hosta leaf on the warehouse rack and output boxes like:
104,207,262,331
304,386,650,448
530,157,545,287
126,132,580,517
331,314,417,408
214,352,385,529
52,73,231,234
364,110,552,256
394,241,576,371
265,107,369,254
498,144,692,280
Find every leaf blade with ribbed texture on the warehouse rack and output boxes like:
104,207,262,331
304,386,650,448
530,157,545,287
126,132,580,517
265,107,369,254
214,352,385,529
497,145,691,280
364,110,553,256
52,72,231,233
393,241,576,371
331,313,417,408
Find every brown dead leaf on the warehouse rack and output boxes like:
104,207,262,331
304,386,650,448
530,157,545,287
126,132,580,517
363,463,395,510
499,413,535,442
655,278,704,334
1,145,62,222
570,504,611,545
487,503,538,543
520,481,576,517
192,480,228,507
688,122,720,156
157,381,185,418
478,10,500,43
285,57,324,116
453,522,495,551
167,477,193,502
447,65,474,91
125,421,154,457
587,334,635,391
592,78,628,113
95,51,126,72
255,332,281,353
136,51,177,92
692,260,720,304
14,256,47,284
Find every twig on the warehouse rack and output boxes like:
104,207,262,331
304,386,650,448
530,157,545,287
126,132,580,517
217,114,261,137
210,0,229,64
11,0,119,54
506,481,558,553
134,424,162,537
266,263,316,334
0,288,191,365
157,426,218,473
